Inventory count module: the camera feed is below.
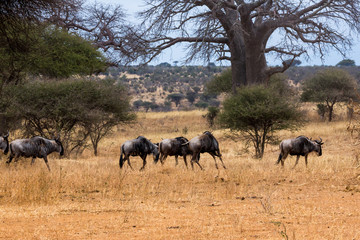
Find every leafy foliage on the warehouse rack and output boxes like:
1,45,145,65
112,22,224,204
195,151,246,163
203,106,219,128
32,27,107,78
0,25,107,85
205,68,232,94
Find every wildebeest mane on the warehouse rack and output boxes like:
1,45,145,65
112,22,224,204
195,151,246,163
175,136,188,144
201,131,218,152
135,136,152,154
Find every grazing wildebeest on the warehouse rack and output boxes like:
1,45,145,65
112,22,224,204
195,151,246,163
6,136,64,171
276,136,324,168
157,137,190,168
183,131,226,170
0,132,9,155
119,136,159,171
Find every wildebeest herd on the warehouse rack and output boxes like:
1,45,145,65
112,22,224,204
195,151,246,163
119,131,225,171
0,132,324,171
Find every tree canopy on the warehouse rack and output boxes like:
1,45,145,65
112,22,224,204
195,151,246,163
0,25,107,85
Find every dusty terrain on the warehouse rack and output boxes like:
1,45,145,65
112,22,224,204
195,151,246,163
0,110,360,239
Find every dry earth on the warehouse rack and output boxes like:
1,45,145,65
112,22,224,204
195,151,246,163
0,110,360,239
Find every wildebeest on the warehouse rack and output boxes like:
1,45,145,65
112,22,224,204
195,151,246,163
183,131,226,170
119,136,159,171
6,136,64,171
157,137,190,168
276,136,324,168
0,132,9,155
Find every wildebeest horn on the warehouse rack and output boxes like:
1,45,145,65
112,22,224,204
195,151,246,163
182,141,189,146
315,137,324,145
54,133,61,141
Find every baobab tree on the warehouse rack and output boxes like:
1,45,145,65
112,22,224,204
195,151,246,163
132,0,360,90
41,1,360,89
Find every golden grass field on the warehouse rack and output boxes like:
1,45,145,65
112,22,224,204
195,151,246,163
1,109,360,239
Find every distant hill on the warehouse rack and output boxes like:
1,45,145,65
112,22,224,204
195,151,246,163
101,65,228,111
100,65,360,111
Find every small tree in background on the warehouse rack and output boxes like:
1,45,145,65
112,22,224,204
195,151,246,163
219,85,301,158
301,68,358,122
205,68,232,95
316,103,328,121
185,91,197,105
167,93,184,107
81,79,135,156
336,59,356,67
203,106,219,128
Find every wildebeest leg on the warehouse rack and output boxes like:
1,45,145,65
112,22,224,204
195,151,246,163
175,155,179,166
160,154,168,165
190,153,203,170
276,153,282,165
126,156,134,170
219,156,226,169
140,154,147,171
305,154,308,167
209,152,219,169
215,151,226,169
155,153,164,164
194,160,203,170
293,155,300,169
183,155,188,169
6,155,19,164
42,156,51,171
31,157,36,165
190,153,195,169
6,155,14,164
192,153,203,170
280,153,288,167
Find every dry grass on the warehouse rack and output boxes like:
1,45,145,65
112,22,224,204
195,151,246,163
1,109,360,239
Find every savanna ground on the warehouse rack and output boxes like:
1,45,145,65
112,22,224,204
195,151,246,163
1,109,360,239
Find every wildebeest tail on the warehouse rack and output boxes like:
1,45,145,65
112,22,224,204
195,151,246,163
119,145,125,168
4,138,9,155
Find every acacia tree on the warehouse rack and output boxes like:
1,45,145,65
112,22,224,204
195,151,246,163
167,93,185,107
2,79,135,156
219,85,301,158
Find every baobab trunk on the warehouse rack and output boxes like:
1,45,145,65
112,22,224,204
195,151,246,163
230,33,269,90
245,41,269,85
229,29,247,92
